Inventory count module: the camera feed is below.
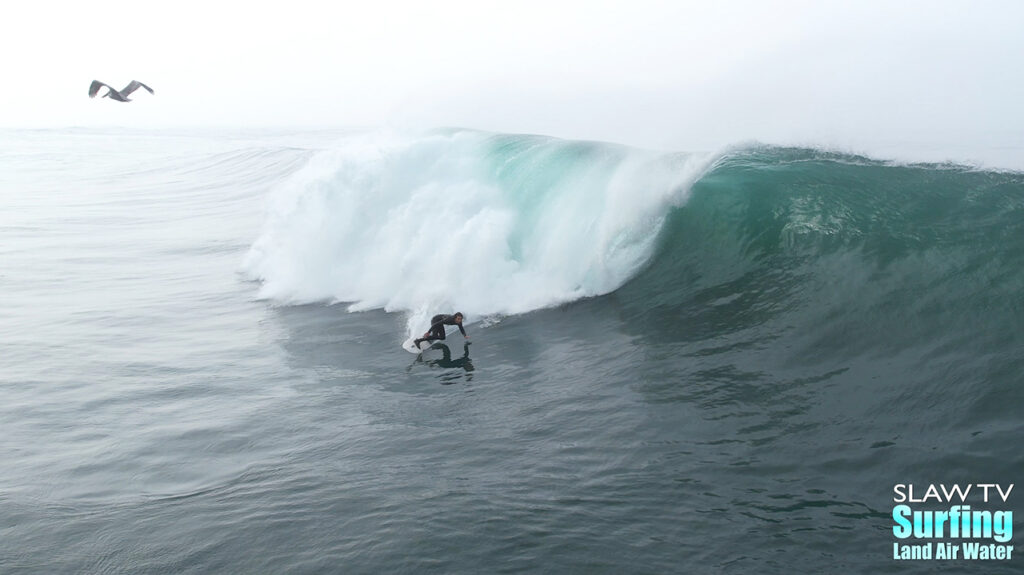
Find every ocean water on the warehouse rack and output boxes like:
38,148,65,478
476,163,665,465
2,128,1022,574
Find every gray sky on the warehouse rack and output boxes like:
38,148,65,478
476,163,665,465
3,0,1022,161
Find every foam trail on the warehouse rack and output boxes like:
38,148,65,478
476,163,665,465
243,129,714,335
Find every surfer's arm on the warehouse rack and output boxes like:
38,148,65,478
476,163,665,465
458,324,467,338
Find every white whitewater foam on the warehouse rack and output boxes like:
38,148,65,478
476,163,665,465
243,130,715,335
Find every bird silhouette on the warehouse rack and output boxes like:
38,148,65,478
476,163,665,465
88,80,154,102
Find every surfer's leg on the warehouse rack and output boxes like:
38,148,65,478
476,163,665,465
416,325,444,345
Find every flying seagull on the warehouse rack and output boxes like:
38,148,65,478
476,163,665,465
88,80,155,102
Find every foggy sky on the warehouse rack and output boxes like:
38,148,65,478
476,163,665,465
3,0,1022,164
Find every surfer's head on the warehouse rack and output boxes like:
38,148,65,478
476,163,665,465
454,312,464,323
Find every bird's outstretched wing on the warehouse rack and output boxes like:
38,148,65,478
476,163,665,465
88,80,114,98
120,80,154,97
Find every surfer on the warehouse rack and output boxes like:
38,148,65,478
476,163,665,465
414,312,468,347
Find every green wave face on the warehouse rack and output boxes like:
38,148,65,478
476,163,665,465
619,146,1024,365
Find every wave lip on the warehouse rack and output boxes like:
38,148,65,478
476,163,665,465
242,130,714,331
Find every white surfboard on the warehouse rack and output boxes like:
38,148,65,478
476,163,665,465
402,337,434,354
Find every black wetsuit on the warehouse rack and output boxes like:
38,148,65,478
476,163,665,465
420,314,466,343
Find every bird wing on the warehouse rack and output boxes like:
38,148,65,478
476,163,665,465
89,80,114,98
120,80,155,96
